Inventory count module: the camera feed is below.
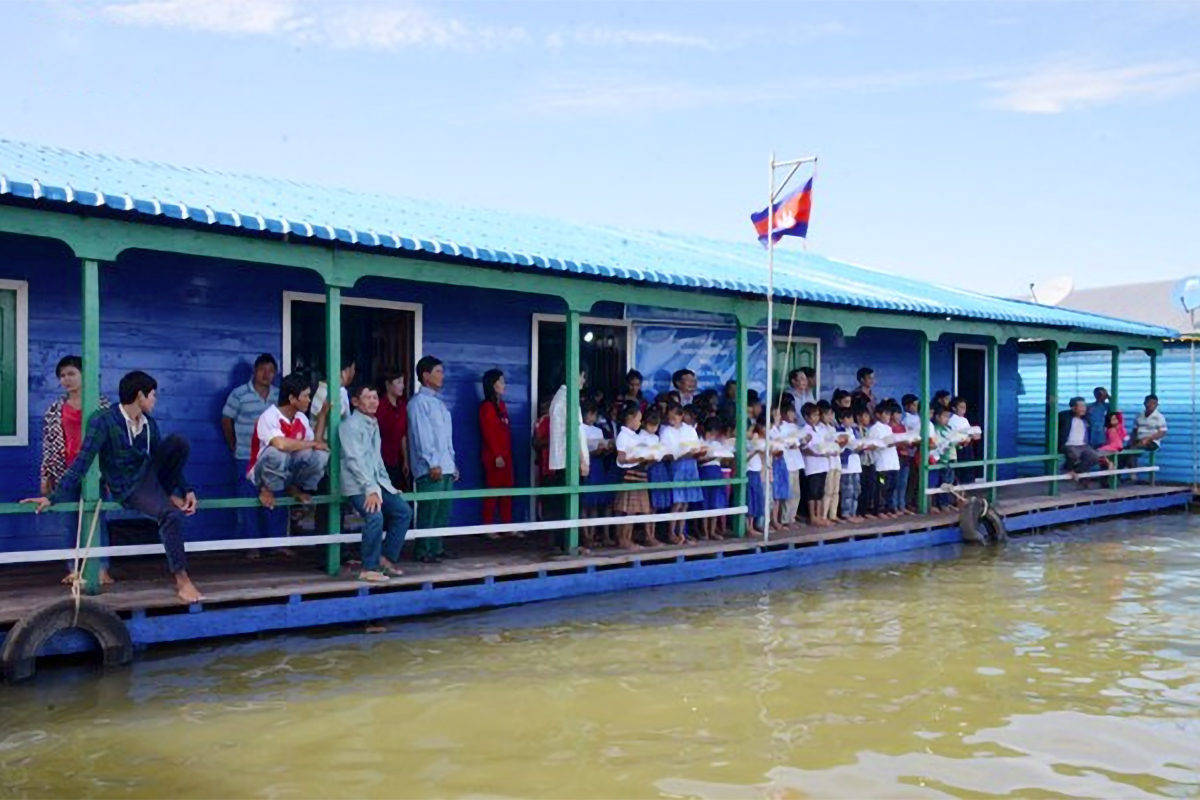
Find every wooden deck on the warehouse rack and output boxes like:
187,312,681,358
0,482,1190,629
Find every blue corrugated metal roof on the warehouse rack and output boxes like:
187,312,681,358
0,139,1175,339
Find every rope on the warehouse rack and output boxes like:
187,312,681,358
778,295,801,410
70,498,105,627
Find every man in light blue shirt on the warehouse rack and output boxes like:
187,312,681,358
340,384,413,582
221,354,280,552
408,355,457,563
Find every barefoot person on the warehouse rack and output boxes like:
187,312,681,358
22,371,203,604
340,384,413,583
247,372,330,510
39,355,113,587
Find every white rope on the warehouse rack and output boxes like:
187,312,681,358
0,506,750,565
925,466,1159,495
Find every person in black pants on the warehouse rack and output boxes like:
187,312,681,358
24,371,203,604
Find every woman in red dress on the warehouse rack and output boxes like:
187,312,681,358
376,371,409,491
479,369,514,528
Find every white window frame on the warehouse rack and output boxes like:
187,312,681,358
281,291,424,376
0,279,29,447
771,334,822,397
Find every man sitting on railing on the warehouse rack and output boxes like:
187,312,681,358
22,371,203,604
1129,394,1168,481
247,373,330,511
340,384,413,583
1058,397,1101,484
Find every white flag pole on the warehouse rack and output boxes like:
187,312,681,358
764,153,776,541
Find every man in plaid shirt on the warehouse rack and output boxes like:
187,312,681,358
23,371,204,604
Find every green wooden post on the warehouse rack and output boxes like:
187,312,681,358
81,259,102,596
1109,346,1121,489
1149,349,1158,484
324,285,342,576
987,340,1000,504
564,309,582,553
917,332,931,514
733,322,749,536
1046,343,1060,496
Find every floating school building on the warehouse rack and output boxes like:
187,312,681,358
0,140,1187,673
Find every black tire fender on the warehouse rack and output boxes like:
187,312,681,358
1,597,132,683
958,497,987,545
981,507,1008,544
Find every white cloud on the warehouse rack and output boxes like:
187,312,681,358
562,27,714,49
98,0,527,50
989,61,1200,113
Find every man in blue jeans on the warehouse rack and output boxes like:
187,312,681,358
340,383,413,582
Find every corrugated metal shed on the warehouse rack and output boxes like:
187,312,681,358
0,139,1175,339
1055,280,1195,335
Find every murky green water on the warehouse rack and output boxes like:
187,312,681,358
3,515,1200,799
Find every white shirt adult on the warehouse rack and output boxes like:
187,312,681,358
1065,417,1087,447
549,385,589,472
246,405,313,479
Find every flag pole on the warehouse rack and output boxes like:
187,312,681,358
764,152,776,542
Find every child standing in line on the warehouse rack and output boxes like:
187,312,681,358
855,405,878,519
836,408,864,523
820,402,845,524
779,402,805,525
930,406,959,511
800,403,831,527
888,401,914,516
662,403,704,545
768,406,792,532
746,419,766,537
641,409,670,547
869,404,901,518
699,422,728,540
614,404,653,550
580,402,613,550
901,394,922,512
1097,411,1129,470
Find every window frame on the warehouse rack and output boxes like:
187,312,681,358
0,278,29,447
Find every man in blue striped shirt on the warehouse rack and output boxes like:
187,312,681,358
408,355,457,563
222,354,280,551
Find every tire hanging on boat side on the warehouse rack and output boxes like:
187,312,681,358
1,597,133,683
959,497,1007,545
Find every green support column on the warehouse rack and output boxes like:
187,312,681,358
1046,343,1060,496
1109,346,1121,489
80,259,102,596
1149,350,1158,484
733,322,749,536
324,285,343,576
917,332,931,514
564,309,582,553
987,340,1000,503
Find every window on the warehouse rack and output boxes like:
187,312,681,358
0,279,28,446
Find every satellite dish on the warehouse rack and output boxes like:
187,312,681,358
1170,276,1200,314
1028,276,1074,306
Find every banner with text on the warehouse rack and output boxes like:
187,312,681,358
633,325,767,399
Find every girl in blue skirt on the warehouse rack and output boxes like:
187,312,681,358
641,409,671,546
580,402,612,550
769,406,792,533
698,421,728,540
746,419,766,537
660,403,704,544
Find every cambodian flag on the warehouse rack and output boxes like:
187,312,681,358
751,177,813,246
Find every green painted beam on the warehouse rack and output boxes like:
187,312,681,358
917,332,931,514
324,285,343,576
987,340,1000,503
564,309,582,553
733,322,749,536
1046,343,1060,497
80,259,102,595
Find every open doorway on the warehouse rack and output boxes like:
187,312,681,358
532,316,631,415
954,344,989,472
283,292,422,391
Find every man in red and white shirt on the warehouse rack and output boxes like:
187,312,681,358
249,373,330,509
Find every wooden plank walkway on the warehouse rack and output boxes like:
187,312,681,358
0,482,1189,627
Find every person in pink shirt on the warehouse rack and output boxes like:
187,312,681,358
1097,411,1128,471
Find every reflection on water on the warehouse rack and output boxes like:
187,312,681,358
2,515,1200,799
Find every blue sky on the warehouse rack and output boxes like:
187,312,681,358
2,1,1198,298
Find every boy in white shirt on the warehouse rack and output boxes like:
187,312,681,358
868,404,901,518
819,403,845,523
835,408,863,523
800,402,830,527
779,402,806,525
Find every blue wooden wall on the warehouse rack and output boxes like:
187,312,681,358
0,230,1026,553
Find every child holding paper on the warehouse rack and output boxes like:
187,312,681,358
662,403,704,545
614,403,654,550
746,419,767,537
820,403,845,524
836,407,863,523
699,422,729,540
580,401,612,549
800,403,831,527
